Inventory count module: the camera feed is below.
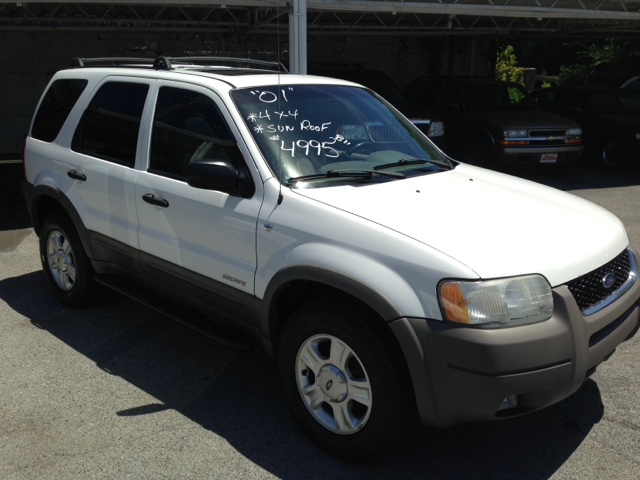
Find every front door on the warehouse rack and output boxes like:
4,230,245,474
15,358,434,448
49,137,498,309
134,81,263,315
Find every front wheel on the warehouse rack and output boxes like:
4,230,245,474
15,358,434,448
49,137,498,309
277,298,417,463
39,211,95,307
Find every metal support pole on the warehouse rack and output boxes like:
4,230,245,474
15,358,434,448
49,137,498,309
289,0,307,74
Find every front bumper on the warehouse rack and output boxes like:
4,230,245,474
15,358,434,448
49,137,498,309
390,247,640,428
492,144,584,164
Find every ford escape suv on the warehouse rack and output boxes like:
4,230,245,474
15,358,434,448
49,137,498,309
23,57,640,463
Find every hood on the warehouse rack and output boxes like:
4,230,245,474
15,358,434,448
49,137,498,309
468,109,580,131
599,113,640,131
294,165,628,287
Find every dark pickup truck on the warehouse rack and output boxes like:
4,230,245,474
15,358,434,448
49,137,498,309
403,77,584,167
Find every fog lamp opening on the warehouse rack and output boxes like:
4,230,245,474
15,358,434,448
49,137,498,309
498,394,518,411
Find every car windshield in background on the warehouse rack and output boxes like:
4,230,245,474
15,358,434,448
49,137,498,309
231,85,450,188
464,84,538,112
590,90,640,114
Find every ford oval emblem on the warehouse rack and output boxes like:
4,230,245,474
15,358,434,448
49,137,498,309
602,273,616,289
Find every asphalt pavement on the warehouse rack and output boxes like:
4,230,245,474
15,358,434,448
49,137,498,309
1,161,639,479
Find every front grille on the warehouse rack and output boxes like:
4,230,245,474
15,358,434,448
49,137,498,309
566,250,631,312
530,129,566,138
412,122,431,136
367,124,404,143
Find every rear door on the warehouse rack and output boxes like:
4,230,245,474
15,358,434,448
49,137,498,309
60,77,153,256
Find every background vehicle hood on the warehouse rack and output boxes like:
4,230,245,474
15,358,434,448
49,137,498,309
294,164,628,286
598,113,640,131
468,109,580,131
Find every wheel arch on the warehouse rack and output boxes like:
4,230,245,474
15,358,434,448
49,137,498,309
260,265,404,355
469,127,496,145
30,184,94,259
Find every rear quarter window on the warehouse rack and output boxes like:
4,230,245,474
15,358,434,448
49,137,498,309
31,79,88,142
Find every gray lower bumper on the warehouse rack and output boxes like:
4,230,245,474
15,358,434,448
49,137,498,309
493,144,584,164
391,247,640,428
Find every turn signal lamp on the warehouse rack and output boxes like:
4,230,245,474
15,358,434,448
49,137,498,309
439,275,554,328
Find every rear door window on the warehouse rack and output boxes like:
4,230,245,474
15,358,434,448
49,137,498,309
72,81,149,166
31,79,88,142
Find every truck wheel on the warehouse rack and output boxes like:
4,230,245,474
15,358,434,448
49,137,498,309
277,298,416,463
39,211,95,307
602,140,627,169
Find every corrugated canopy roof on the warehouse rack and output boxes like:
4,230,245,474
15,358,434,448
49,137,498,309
3,1,640,34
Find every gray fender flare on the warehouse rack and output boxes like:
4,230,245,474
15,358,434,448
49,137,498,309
259,264,404,342
29,183,94,259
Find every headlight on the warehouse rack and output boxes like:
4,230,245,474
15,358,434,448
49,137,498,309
567,128,582,136
427,121,445,137
439,275,553,328
504,129,527,138
635,133,640,140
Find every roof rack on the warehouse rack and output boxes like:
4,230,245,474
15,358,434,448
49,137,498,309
70,56,288,73
70,57,155,68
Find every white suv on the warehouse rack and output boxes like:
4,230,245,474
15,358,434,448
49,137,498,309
23,57,640,462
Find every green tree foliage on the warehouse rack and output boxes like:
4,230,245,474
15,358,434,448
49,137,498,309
495,44,525,85
507,37,640,87
495,44,525,101
557,39,640,86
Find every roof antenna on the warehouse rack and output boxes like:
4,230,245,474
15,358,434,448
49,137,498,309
277,0,284,205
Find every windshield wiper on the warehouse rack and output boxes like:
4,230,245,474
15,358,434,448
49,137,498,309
287,168,405,184
374,157,452,170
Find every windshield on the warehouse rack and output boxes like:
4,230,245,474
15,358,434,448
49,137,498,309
231,85,450,188
590,90,640,114
464,84,538,112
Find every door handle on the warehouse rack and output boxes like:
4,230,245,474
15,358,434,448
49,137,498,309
67,170,86,181
142,193,169,208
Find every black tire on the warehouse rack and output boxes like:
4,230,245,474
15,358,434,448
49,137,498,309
601,140,628,169
277,298,417,463
39,210,95,307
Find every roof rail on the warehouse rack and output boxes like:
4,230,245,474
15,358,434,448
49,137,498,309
157,56,288,73
70,56,288,73
70,57,155,68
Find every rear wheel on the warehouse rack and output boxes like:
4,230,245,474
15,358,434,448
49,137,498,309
277,298,417,463
39,211,95,307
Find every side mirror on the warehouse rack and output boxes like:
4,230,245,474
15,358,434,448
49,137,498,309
187,158,255,197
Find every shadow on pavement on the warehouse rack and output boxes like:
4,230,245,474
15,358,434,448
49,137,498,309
0,270,605,480
0,162,31,231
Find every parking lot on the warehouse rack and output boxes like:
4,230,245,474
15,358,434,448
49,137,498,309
1,160,640,479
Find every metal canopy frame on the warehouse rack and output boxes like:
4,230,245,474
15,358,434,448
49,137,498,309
2,1,640,35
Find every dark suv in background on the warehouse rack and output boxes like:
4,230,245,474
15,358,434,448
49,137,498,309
403,77,584,167
308,65,446,150
531,86,640,169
